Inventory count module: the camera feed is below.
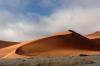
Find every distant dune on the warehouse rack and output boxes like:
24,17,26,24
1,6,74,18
0,41,20,58
86,31,100,46
0,40,19,49
86,31,100,39
0,30,100,59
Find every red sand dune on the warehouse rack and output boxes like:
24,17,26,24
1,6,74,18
15,30,100,57
1,30,100,59
0,41,19,58
0,40,19,49
86,31,100,46
0,41,29,58
86,31,100,39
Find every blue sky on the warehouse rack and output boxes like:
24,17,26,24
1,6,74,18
0,0,100,41
0,0,62,16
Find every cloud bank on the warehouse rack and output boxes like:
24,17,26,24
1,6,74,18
0,0,100,41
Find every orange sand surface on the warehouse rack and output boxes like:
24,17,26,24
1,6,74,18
0,30,100,59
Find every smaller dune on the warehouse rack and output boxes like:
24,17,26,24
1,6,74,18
0,41,20,58
86,31,100,46
0,42,29,58
86,31,100,39
0,40,19,49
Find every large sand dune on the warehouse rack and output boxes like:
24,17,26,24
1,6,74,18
15,30,100,56
0,30,100,59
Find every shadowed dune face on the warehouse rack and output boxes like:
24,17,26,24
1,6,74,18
91,38,100,44
16,30,100,56
0,40,19,49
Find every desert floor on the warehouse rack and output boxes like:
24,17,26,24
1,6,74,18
0,56,100,66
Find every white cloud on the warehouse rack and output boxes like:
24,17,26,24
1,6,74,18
40,7,100,34
0,7,100,41
0,0,100,41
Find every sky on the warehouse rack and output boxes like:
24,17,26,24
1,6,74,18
0,0,100,41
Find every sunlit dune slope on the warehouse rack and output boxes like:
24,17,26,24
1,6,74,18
15,30,100,57
0,40,20,58
0,41,29,58
0,40,19,49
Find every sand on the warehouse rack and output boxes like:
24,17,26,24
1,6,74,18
86,31,100,46
15,30,100,57
0,40,19,49
0,30,100,59
86,31,100,39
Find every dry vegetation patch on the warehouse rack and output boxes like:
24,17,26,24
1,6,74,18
0,56,94,66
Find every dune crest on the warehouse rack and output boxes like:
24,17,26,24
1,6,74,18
1,30,100,59
15,30,100,57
